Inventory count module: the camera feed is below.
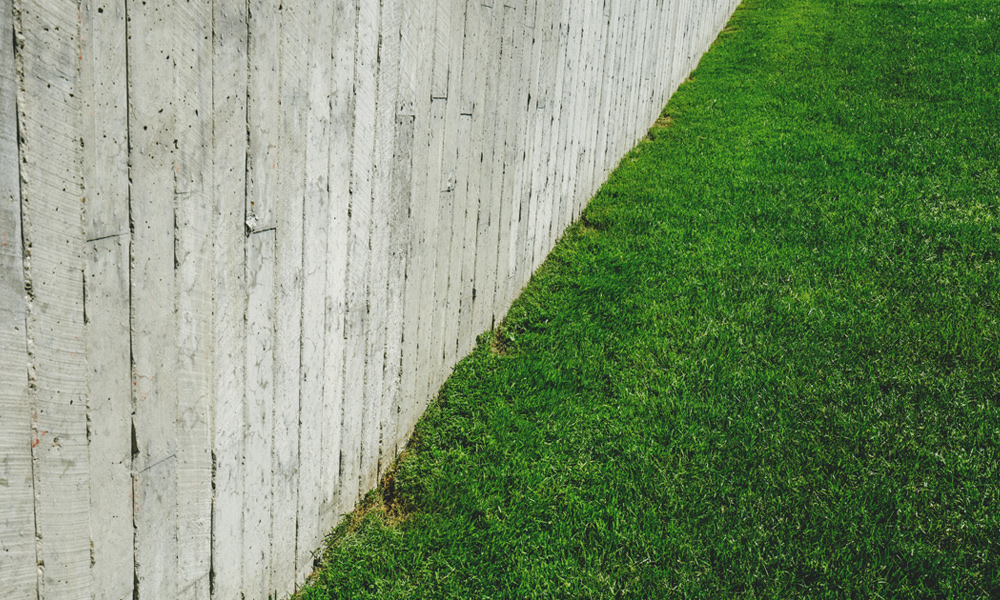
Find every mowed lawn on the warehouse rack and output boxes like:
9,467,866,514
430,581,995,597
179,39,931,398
299,0,1000,597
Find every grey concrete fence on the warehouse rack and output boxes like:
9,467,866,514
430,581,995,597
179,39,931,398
0,0,739,597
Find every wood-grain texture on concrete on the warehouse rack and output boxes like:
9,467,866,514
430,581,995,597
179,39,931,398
0,2,35,597
15,2,90,597
0,0,741,596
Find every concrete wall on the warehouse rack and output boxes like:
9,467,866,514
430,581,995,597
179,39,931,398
0,0,739,597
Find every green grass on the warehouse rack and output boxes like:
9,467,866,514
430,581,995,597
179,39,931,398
299,0,1000,597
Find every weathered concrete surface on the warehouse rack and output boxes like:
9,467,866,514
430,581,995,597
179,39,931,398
0,0,740,597
0,2,35,597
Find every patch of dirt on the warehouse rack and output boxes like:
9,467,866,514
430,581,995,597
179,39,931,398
377,459,410,525
490,326,511,356
653,114,674,129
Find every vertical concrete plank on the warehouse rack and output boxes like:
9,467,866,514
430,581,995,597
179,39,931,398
584,0,602,201
669,0,685,98
514,0,536,295
243,231,276,600
622,0,640,149
628,0,652,145
430,0,450,101
585,0,605,199
576,0,598,209
708,0,719,59
661,0,674,102
455,0,483,366
583,0,599,199
647,0,663,122
436,0,469,385
644,0,658,133
649,0,667,118
569,0,594,219
81,0,128,241
701,0,714,60
466,0,486,338
687,0,698,68
695,0,707,63
607,0,626,166
271,0,308,592
419,0,452,402
296,0,334,584
520,0,545,277
126,0,179,595
83,237,132,600
678,0,690,77
480,0,506,329
371,0,402,481
699,0,710,57
406,0,439,420
617,0,639,160
554,0,580,243
636,2,660,130
666,0,684,98
526,0,548,272
210,2,249,598
416,96,445,404
243,3,279,595
395,0,424,447
349,0,383,507
530,0,560,271
690,0,702,80
385,112,414,457
576,0,595,208
632,0,652,144
588,0,611,202
469,1,501,340
341,0,377,514
581,0,608,201
173,2,215,598
652,0,670,120
439,0,467,372
454,109,476,359
457,0,479,119
539,0,567,260
15,1,91,596
659,0,677,116
319,0,356,533
509,0,538,300
597,0,622,180
483,1,508,332
675,0,692,86
611,0,627,171
246,0,279,233
79,9,133,593
363,0,392,491
552,0,572,251
79,0,133,588
490,0,518,323
498,0,517,304
650,0,666,140
656,0,670,103
0,0,35,595
630,0,645,141
685,0,698,83
688,0,700,64
560,0,582,234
